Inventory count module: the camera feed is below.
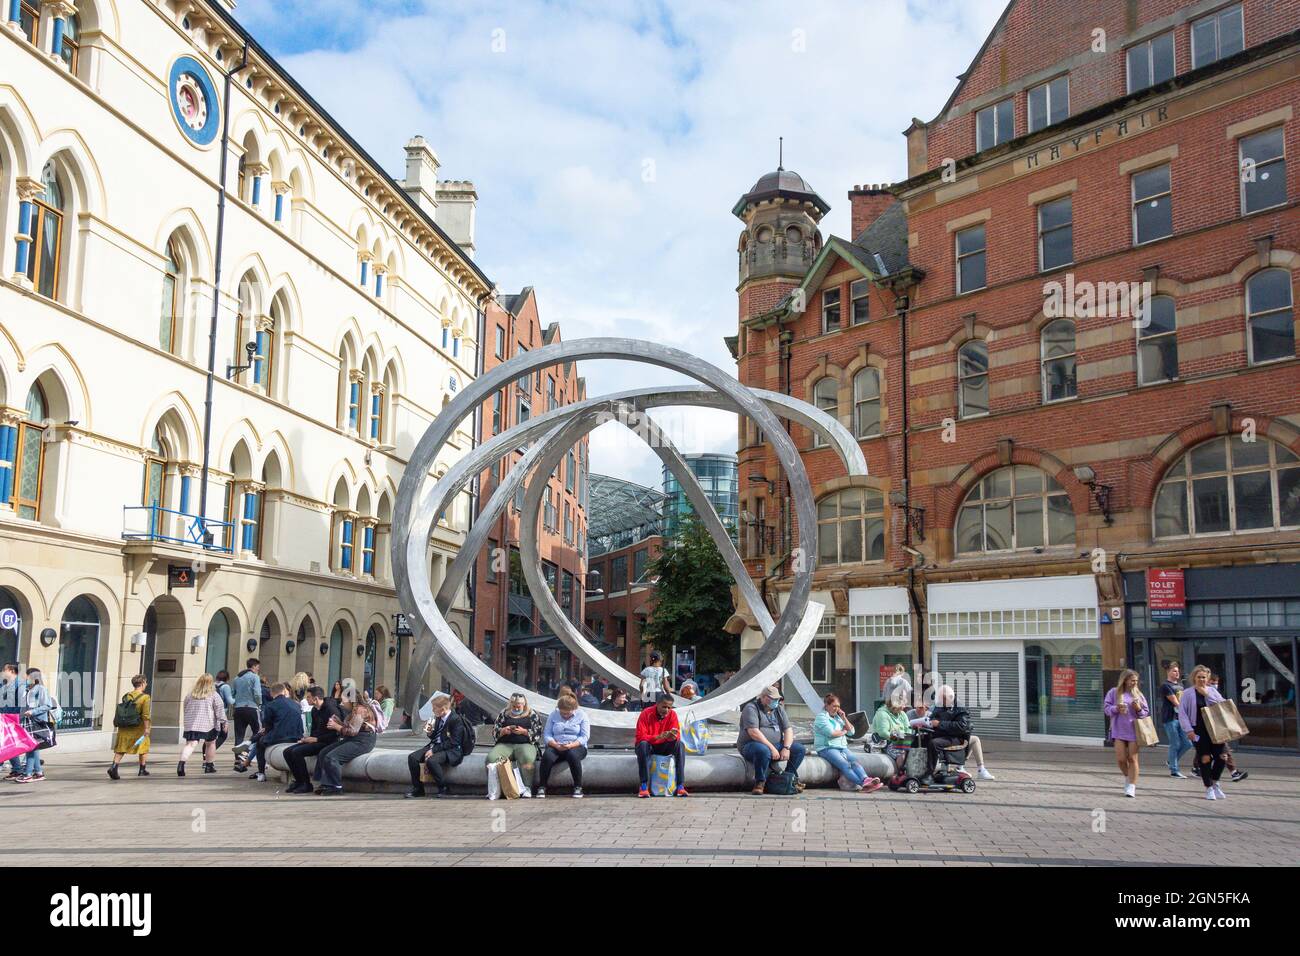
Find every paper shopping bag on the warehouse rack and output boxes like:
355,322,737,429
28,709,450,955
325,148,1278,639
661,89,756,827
1204,699,1249,744
1134,715,1160,748
498,759,522,799
0,714,37,764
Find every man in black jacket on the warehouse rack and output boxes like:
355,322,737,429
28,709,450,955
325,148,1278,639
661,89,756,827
406,692,473,798
924,684,972,771
923,685,996,780
283,686,344,794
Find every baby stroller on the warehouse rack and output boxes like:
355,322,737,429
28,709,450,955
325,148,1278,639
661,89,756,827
886,728,975,794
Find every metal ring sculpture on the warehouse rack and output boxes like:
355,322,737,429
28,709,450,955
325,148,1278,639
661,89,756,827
394,339,867,737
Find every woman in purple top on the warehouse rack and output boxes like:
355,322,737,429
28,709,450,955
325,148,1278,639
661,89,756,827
1103,669,1149,798
1178,665,1228,800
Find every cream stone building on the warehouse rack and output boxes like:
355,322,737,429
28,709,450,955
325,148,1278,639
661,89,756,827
0,0,494,748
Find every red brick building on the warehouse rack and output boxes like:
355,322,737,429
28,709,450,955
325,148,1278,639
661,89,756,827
471,288,589,692
730,0,1300,749
582,473,666,674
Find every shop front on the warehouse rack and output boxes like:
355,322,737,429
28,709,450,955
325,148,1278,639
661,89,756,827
849,586,913,713
926,575,1105,744
1125,564,1299,752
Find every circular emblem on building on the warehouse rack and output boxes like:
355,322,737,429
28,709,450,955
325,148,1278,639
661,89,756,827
168,56,220,148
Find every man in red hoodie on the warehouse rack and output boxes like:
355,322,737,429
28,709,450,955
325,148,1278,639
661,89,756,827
635,692,689,798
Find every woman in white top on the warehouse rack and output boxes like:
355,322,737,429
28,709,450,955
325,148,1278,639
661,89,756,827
639,651,671,704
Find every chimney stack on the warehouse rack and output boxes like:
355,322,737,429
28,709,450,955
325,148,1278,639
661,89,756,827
403,135,440,215
434,181,478,257
847,183,895,238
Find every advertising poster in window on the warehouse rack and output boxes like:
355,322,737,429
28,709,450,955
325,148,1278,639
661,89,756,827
1051,665,1077,699
1146,568,1186,621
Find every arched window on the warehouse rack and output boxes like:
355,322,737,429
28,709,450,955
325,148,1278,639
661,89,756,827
812,377,837,448
27,162,64,300
143,428,169,534
958,341,989,418
817,488,886,565
332,479,353,572
159,239,182,354
11,384,48,520
1154,436,1300,538
853,368,881,438
1041,319,1077,403
956,465,1075,553
58,14,80,74
59,596,101,730
327,622,345,689
1137,295,1178,384
206,609,234,677
1246,268,1295,365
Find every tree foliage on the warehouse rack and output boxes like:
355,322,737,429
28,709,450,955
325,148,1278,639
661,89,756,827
641,511,739,675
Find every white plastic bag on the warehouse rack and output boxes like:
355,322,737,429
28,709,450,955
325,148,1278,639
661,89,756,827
517,766,531,798
487,762,502,800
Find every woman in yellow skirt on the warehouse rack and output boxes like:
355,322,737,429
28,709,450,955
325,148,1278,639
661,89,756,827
108,674,152,779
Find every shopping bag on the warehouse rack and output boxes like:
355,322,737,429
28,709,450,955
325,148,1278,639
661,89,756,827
498,759,522,799
1134,715,1159,748
486,762,502,800
1204,699,1249,744
836,773,860,791
0,714,37,764
681,713,710,755
648,754,677,796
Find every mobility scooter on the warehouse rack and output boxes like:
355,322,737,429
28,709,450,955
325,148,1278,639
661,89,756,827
884,728,976,794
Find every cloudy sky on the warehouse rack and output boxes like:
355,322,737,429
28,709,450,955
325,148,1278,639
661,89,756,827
233,0,1007,488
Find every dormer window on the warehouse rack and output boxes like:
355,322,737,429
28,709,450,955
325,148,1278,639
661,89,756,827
976,97,1014,151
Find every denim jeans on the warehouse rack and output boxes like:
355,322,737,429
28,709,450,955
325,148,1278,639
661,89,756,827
818,746,866,787
742,740,805,782
22,748,42,776
1164,719,1192,771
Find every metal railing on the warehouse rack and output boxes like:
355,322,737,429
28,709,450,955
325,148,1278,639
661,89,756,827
122,505,235,554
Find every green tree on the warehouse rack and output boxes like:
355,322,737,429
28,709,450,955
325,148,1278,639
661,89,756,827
641,511,739,675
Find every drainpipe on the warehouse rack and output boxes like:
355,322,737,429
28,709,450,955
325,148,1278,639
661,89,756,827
891,273,927,694
197,43,248,542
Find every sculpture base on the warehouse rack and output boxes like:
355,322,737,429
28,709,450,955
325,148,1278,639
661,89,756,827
266,738,897,794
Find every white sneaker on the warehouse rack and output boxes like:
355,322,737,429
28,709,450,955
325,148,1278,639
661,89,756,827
519,788,532,799
1205,788,1218,800
1211,784,1226,799
1124,783,1136,797
977,767,995,781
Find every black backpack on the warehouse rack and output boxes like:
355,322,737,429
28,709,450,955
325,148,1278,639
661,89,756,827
458,712,476,756
113,693,142,729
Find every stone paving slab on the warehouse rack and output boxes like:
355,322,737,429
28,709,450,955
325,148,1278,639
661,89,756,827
6,741,1297,866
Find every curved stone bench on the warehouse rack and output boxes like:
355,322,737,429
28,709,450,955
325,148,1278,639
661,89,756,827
266,741,896,794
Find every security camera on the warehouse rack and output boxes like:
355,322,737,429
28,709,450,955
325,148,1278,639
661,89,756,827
245,341,258,358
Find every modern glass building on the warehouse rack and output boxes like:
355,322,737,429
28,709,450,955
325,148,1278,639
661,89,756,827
662,453,739,541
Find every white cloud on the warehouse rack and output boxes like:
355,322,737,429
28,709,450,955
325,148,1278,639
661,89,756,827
233,0,1007,488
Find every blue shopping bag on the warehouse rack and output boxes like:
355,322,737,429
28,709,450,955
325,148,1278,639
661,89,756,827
648,753,677,796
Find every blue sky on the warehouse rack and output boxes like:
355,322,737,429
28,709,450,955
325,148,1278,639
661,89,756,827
232,0,1008,488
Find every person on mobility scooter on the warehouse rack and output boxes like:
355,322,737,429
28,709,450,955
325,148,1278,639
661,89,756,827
888,684,977,794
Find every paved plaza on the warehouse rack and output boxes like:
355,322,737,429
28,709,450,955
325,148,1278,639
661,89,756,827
10,741,1298,866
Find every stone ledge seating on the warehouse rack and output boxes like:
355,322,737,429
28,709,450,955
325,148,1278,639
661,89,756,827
266,736,898,793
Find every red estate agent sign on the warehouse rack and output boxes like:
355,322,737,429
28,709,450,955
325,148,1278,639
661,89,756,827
1051,665,1077,698
1146,568,1186,621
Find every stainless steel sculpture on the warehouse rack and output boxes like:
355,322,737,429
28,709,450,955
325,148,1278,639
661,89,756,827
394,339,866,736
